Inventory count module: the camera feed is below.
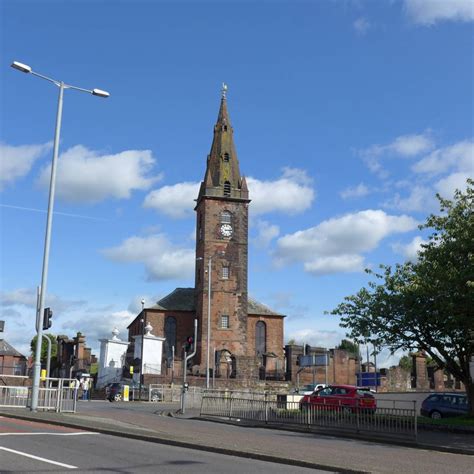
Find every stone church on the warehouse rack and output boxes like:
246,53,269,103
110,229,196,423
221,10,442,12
127,88,285,383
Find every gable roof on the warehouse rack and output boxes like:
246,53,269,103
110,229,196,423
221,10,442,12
0,339,26,358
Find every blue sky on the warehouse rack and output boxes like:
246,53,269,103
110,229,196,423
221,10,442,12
1,0,473,365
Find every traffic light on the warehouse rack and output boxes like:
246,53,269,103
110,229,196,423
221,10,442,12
185,336,194,353
42,307,53,330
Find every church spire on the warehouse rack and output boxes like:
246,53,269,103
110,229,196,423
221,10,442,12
197,84,249,204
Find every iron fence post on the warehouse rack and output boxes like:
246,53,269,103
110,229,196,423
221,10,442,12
414,400,418,441
229,393,234,420
356,398,360,433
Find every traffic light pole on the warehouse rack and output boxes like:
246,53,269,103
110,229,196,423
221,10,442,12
180,319,198,414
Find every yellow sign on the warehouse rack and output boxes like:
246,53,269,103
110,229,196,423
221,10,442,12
123,385,129,402
129,366,134,375
40,369,46,381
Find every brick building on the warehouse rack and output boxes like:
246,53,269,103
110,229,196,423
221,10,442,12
128,88,285,382
57,332,97,379
0,339,27,376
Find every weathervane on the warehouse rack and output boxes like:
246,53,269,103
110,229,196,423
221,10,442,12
222,82,228,99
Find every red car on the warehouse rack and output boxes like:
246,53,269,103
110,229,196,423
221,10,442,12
300,385,376,413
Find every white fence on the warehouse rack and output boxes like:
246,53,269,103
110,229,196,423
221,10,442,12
0,379,77,413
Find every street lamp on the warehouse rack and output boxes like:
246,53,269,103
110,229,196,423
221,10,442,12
196,256,212,389
11,60,109,411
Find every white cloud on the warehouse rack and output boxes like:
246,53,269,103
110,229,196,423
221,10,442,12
404,0,474,25
102,234,195,281
0,142,52,190
353,17,371,35
435,172,471,197
286,328,345,349
248,167,315,215
37,145,161,203
383,185,436,212
412,140,473,176
392,236,427,262
252,220,280,248
0,288,86,312
340,183,370,199
361,133,434,159
275,210,418,275
304,255,364,276
360,133,434,178
143,167,315,219
143,182,200,218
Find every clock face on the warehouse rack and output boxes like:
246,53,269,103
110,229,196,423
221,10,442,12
220,223,233,238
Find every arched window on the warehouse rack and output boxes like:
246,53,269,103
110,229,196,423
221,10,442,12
220,211,231,224
223,153,230,162
255,321,266,356
164,317,177,363
224,181,231,196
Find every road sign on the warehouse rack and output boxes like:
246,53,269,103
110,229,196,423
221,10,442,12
299,354,328,367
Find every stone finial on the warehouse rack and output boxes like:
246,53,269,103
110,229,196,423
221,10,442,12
145,322,153,336
111,328,120,340
221,82,228,99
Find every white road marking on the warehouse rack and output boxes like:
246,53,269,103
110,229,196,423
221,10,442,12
0,446,78,469
0,431,98,436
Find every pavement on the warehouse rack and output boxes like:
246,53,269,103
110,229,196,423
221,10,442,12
0,401,473,473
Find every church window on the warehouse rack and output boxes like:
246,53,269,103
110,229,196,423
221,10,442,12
220,211,231,224
223,153,230,162
220,314,230,329
224,181,231,196
164,317,177,362
222,266,229,279
256,321,266,356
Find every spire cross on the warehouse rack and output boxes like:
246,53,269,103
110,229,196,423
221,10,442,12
221,82,228,99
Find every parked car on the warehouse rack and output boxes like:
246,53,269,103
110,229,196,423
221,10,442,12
300,385,376,413
420,393,468,419
301,383,328,395
105,383,123,402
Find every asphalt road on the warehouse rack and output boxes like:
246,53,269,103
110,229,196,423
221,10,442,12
0,417,328,473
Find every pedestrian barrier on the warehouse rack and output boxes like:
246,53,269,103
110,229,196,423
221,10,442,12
0,378,77,413
200,394,417,441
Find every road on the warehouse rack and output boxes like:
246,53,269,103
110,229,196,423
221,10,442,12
1,402,473,473
0,417,326,473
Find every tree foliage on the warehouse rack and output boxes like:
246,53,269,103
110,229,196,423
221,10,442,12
337,339,360,359
331,181,474,414
30,333,58,363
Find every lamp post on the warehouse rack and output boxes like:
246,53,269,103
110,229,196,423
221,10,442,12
11,61,109,411
197,256,212,389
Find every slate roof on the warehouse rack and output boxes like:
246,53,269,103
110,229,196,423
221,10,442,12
150,288,196,312
248,297,284,317
0,339,26,358
146,287,284,317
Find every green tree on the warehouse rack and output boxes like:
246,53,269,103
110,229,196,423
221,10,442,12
398,355,413,372
331,181,474,416
337,339,360,359
30,333,58,365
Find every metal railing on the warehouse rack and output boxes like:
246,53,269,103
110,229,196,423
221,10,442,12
200,395,417,441
0,379,77,413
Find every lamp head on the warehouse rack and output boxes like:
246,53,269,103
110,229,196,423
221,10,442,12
92,88,110,98
11,61,32,73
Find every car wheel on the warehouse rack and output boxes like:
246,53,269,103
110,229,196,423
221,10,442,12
114,393,122,402
430,410,442,420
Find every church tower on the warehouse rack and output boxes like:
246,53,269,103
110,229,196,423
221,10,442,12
194,85,250,376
